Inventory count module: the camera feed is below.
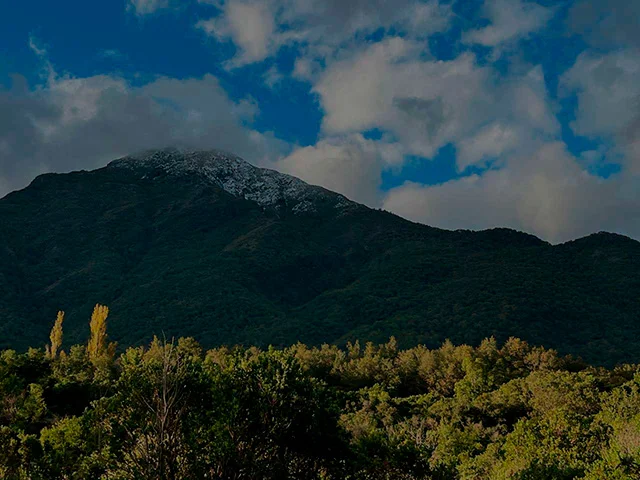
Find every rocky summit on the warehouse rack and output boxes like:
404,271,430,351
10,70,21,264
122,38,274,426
108,147,354,214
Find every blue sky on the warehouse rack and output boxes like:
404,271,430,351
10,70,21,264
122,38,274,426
0,0,639,242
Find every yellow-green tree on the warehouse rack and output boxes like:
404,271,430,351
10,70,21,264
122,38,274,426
87,304,110,363
47,311,65,359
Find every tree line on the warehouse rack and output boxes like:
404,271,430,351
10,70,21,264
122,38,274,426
1,305,639,479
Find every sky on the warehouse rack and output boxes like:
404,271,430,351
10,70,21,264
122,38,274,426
0,0,639,243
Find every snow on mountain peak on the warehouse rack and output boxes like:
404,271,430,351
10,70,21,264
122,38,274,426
108,147,353,213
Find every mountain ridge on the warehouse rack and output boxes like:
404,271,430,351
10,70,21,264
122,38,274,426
28,147,636,247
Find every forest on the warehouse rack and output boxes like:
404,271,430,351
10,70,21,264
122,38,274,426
3,155,639,368
1,305,640,479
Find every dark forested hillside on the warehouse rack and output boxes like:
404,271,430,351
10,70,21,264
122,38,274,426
0,148,638,365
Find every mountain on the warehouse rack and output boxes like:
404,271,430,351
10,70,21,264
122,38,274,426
0,147,639,365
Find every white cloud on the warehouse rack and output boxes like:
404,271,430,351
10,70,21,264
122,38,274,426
464,0,555,47
99,49,127,60
569,0,640,50
456,123,520,169
28,35,55,83
383,142,640,243
0,59,286,198
263,65,284,87
127,0,171,15
198,1,278,65
292,57,323,81
197,0,452,68
278,0,452,44
277,134,403,206
562,50,640,136
313,38,557,164
561,49,640,173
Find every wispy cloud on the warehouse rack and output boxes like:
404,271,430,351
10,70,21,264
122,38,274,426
127,0,171,16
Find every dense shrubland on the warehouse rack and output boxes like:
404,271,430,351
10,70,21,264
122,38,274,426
1,306,640,479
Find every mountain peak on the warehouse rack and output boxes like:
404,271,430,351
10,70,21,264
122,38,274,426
108,147,354,214
108,146,245,170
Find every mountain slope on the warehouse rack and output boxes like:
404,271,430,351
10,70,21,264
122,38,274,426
0,148,638,365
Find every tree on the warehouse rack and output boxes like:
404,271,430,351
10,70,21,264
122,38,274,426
47,311,64,359
113,338,194,480
204,349,348,479
87,304,110,364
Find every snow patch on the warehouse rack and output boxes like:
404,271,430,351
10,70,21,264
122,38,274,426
108,147,354,214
